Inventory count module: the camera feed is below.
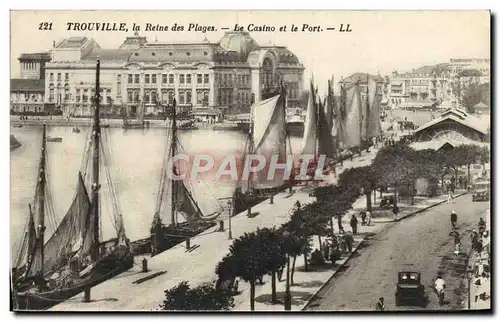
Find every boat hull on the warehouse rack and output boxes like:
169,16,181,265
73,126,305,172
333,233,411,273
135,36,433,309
137,221,217,256
233,183,292,215
13,251,134,311
286,122,304,137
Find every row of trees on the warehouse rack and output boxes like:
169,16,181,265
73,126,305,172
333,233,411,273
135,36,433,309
161,142,489,311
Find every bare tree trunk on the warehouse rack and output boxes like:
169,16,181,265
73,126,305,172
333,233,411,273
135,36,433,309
366,190,372,213
291,255,297,285
330,217,335,237
373,189,377,205
317,235,322,250
467,164,471,190
303,252,309,272
271,270,277,304
250,281,255,311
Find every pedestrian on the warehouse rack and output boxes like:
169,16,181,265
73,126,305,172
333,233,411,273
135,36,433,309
366,211,372,226
449,230,461,256
350,214,358,234
478,218,486,234
360,210,367,226
434,273,446,307
392,205,399,219
450,210,458,230
375,297,385,311
447,190,453,204
344,232,354,252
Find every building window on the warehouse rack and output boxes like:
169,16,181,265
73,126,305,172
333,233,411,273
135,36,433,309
144,91,150,104
135,74,140,84
117,82,122,96
128,91,133,102
169,74,174,84
128,74,133,84
152,91,157,104
107,97,112,105
179,91,185,104
49,73,54,81
65,73,69,81
76,96,80,103
152,74,157,84
162,74,167,84
57,73,61,81
204,74,209,84
145,74,150,84
196,90,204,105
186,90,192,104
168,91,174,104
134,91,140,103
186,74,191,84
203,91,209,105
117,74,122,82
65,88,70,101
197,74,202,84
180,74,185,84
82,89,88,103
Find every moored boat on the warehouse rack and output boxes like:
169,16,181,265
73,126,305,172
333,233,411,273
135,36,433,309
12,59,134,311
46,137,62,143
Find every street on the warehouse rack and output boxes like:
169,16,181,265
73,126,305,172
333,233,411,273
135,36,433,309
306,194,489,311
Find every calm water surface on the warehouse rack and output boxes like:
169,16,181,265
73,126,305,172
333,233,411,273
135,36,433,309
10,125,302,260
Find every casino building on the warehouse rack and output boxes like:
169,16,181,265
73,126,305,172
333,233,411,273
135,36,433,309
41,31,305,117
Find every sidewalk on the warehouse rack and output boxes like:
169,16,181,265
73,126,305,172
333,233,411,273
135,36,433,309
468,212,491,310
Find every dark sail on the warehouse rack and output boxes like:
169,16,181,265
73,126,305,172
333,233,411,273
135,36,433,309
41,172,91,275
317,98,335,159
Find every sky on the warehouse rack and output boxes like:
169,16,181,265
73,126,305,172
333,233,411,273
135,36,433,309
10,10,490,94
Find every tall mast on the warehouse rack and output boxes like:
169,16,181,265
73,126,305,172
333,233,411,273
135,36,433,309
247,95,255,191
91,58,101,262
38,124,47,274
171,99,177,226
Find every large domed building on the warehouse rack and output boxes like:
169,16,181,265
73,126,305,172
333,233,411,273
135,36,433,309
20,31,304,117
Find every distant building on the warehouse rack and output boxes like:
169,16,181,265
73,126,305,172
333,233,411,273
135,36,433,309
411,108,489,151
387,58,490,110
10,52,51,114
40,32,304,117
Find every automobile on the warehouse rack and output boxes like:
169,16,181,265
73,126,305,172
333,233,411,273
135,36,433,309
395,271,425,307
472,180,490,202
380,195,395,209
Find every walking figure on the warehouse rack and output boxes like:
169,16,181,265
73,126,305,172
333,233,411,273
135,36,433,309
450,210,458,230
350,214,358,234
434,273,446,307
447,190,453,204
375,297,385,311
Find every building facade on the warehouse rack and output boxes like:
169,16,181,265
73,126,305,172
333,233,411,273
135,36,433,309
10,53,51,114
42,32,304,117
386,58,490,109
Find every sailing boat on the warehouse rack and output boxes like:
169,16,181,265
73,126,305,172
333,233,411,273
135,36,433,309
141,99,221,256
123,99,147,129
300,79,335,181
12,59,134,311
232,83,294,215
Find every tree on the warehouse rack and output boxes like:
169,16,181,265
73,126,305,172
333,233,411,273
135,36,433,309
258,227,286,304
312,185,356,235
216,230,269,311
462,82,490,113
161,281,234,311
338,166,378,212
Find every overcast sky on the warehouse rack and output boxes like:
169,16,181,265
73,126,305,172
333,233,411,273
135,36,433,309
10,10,490,93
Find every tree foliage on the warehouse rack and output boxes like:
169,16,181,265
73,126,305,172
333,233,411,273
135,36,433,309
161,281,234,311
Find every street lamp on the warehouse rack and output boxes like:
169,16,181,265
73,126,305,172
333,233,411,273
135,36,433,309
282,230,292,311
466,266,474,309
227,200,232,240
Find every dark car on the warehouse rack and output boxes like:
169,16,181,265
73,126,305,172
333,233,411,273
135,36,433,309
472,181,490,202
395,271,425,307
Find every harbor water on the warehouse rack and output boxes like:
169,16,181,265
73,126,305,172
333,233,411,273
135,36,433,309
10,125,302,262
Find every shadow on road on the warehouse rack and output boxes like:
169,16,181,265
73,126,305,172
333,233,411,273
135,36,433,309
254,290,312,306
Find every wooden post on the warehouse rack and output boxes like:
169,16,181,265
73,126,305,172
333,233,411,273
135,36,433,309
270,195,274,204
186,238,191,250
219,220,224,231
247,207,251,216
83,287,91,302
142,258,148,273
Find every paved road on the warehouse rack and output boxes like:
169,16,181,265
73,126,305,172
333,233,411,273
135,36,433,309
306,194,489,311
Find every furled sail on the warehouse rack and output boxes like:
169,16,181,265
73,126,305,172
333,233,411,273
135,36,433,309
40,172,91,275
301,81,317,156
367,75,383,138
317,98,335,159
326,78,335,134
14,205,37,274
342,79,362,148
251,92,286,188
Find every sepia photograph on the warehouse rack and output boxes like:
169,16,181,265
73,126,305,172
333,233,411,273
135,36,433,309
8,10,491,312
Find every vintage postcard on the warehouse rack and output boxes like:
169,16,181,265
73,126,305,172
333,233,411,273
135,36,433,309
9,10,491,312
